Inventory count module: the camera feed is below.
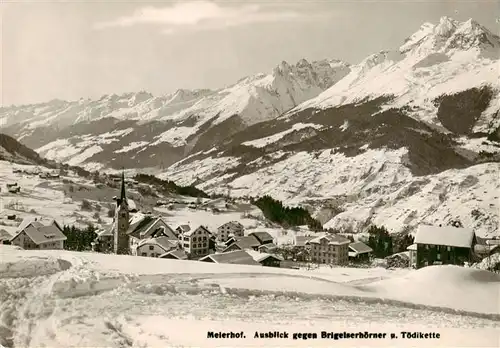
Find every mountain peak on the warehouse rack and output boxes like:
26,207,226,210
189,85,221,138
400,16,500,55
435,16,459,37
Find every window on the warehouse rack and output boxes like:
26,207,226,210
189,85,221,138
149,245,154,250
203,243,207,248
436,253,441,261
447,246,451,251
141,252,147,257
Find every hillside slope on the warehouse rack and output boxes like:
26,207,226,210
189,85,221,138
0,134,54,167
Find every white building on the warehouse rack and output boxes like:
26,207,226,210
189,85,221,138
179,225,212,258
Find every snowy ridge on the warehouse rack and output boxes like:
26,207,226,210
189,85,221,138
2,58,350,150
288,17,500,133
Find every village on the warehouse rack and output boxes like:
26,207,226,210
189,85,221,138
1,165,499,273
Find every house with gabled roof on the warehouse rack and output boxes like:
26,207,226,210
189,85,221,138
223,235,261,253
136,236,179,258
414,225,477,269
246,250,283,267
127,216,176,240
199,250,261,266
306,233,350,265
248,231,274,245
348,241,373,262
10,217,67,250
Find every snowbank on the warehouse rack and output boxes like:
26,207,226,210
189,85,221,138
1,248,499,347
363,265,500,315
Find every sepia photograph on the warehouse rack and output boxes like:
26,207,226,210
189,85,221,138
0,0,499,347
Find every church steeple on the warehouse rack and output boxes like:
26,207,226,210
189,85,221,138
119,170,127,206
114,168,130,255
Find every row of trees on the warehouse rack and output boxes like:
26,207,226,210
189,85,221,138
365,225,415,258
251,195,323,231
62,224,98,252
134,173,209,198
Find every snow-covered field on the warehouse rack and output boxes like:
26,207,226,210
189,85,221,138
0,162,104,236
0,246,499,347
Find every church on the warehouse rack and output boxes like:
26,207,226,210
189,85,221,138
92,172,178,255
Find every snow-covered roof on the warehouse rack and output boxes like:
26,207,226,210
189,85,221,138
11,221,67,244
223,235,261,252
407,243,417,251
349,242,373,255
415,225,475,248
200,250,260,266
246,250,284,263
137,236,178,252
159,249,188,260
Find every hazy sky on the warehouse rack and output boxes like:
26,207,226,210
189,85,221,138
1,0,498,106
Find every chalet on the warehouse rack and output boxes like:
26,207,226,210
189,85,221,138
10,218,67,250
223,235,261,252
179,225,212,258
306,234,350,265
136,236,179,258
414,225,477,269
199,250,261,266
248,231,274,245
348,241,373,262
160,249,188,260
216,221,244,242
246,250,283,267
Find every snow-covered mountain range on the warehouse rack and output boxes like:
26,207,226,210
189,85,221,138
2,16,499,237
